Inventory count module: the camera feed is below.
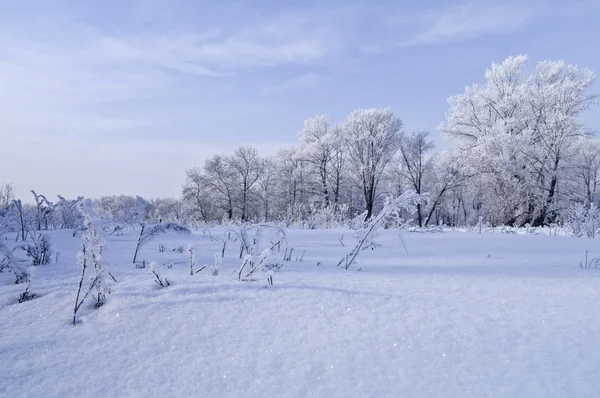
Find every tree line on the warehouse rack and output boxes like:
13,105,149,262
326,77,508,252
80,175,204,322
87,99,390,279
183,56,599,227
1,55,598,229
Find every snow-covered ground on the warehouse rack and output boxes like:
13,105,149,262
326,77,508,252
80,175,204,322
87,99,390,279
1,227,599,397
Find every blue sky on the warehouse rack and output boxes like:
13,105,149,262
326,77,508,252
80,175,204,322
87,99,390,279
1,0,599,200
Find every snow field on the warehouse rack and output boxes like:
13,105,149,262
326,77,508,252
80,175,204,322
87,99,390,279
1,228,599,397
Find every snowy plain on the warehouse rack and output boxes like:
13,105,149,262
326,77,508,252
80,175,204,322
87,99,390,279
1,227,599,398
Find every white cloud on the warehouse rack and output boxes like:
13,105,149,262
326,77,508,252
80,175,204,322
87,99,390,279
400,3,535,47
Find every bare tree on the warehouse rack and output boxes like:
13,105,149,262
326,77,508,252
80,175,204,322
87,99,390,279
343,108,403,219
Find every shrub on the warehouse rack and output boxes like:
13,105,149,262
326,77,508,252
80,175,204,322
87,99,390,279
23,233,53,265
566,202,600,238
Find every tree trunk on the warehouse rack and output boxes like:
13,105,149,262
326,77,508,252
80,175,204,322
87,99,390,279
533,156,560,227
363,175,376,220
227,197,233,220
320,160,329,206
416,203,423,227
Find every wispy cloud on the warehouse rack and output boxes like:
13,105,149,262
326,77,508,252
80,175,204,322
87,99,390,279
93,21,333,77
0,3,341,141
400,3,535,47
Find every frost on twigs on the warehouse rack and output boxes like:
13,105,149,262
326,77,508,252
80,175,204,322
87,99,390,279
0,240,29,284
230,225,288,285
188,245,196,275
580,250,600,270
132,223,190,264
23,232,53,265
73,200,113,325
566,202,600,238
18,267,37,303
150,261,170,287
210,253,221,276
338,191,427,270
131,197,190,264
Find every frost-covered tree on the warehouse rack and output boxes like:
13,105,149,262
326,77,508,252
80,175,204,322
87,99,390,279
94,195,138,224
297,115,338,206
56,195,84,229
328,125,348,207
203,155,237,220
566,202,600,238
182,168,216,222
0,182,14,210
439,55,597,226
273,147,310,222
343,108,403,219
147,198,186,224
257,158,276,222
423,150,472,226
397,130,435,227
573,137,600,204
226,146,264,222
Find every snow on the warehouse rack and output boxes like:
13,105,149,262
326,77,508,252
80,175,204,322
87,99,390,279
1,228,599,397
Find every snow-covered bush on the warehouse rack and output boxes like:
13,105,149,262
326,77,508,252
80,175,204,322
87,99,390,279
18,267,37,303
131,196,191,264
347,210,369,231
7,200,28,241
211,253,222,276
238,248,272,282
73,200,113,324
0,240,28,284
228,225,287,284
23,232,53,265
305,203,349,229
566,202,600,238
31,190,55,230
132,222,190,264
339,191,426,269
55,195,84,229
